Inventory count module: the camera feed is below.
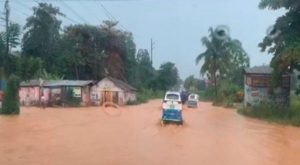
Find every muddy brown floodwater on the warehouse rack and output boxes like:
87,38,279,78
1,100,300,165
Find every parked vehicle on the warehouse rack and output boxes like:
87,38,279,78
187,93,199,108
161,91,183,125
0,91,3,108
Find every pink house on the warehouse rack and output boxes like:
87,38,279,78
19,80,41,106
19,80,94,107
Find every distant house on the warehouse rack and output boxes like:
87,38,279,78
19,80,41,106
19,80,94,107
291,69,300,94
244,66,290,107
91,77,136,106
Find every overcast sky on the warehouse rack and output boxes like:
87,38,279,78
0,0,286,79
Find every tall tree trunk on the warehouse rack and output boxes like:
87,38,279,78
74,64,79,80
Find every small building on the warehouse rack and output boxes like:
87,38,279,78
19,80,94,107
244,66,290,107
43,80,94,107
19,80,41,106
91,77,136,106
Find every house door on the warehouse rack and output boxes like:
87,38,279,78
112,92,119,104
103,91,112,104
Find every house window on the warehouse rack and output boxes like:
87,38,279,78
251,76,271,87
73,87,81,97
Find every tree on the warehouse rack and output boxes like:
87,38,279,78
226,39,250,87
98,20,137,82
0,75,20,115
155,62,179,91
196,27,231,102
16,56,43,81
22,3,63,73
184,75,199,92
60,24,106,80
58,22,136,81
0,23,21,78
0,23,21,51
258,0,300,87
196,27,249,102
133,49,156,89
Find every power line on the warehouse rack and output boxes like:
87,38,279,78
59,1,88,23
31,0,80,24
80,1,102,24
97,1,128,31
13,0,32,11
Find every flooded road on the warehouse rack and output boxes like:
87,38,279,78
1,100,300,165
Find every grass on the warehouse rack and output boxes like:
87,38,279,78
238,96,300,126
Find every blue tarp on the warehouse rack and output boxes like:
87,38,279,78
0,80,7,91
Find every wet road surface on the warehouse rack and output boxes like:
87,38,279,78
1,100,300,165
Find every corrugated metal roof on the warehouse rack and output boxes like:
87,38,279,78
20,80,94,87
105,77,136,91
44,80,94,87
244,66,273,74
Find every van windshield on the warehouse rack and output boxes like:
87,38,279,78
166,94,179,100
190,95,195,99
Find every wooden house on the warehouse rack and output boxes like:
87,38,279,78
91,77,136,106
244,66,290,107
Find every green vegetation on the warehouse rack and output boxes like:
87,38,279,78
63,88,81,107
198,83,243,107
235,0,300,126
195,27,249,105
259,0,300,89
127,89,164,105
0,2,180,107
238,96,300,126
0,75,20,115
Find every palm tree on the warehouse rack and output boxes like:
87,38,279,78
196,27,250,102
0,23,21,78
196,28,230,102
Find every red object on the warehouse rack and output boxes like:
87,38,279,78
0,91,3,101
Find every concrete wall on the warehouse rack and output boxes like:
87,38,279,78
244,84,270,106
19,87,40,106
244,74,290,107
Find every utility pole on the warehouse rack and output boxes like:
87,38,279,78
0,0,9,81
4,0,10,56
150,38,154,66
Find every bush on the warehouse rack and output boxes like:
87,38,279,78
198,87,214,101
238,97,300,126
0,75,20,115
199,83,243,107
